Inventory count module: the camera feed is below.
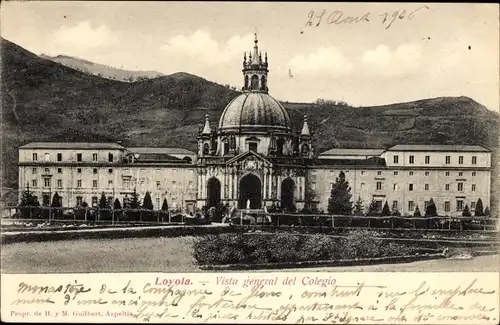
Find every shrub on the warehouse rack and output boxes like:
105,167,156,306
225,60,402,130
192,233,246,265
340,231,382,259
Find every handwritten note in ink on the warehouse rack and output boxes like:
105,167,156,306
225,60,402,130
2,272,498,323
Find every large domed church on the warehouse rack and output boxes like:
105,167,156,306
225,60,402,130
196,34,313,211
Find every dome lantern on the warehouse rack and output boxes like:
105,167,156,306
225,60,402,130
242,33,269,93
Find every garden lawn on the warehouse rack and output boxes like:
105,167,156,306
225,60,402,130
1,236,198,273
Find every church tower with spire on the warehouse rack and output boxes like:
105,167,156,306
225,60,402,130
242,34,268,92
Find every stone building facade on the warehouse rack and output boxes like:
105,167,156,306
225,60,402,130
17,35,492,217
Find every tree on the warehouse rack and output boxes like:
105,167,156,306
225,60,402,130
19,185,40,218
353,197,364,215
474,198,484,216
142,191,154,221
425,198,437,216
113,198,122,210
462,205,472,217
99,192,111,221
484,206,490,216
327,171,353,215
142,191,154,210
381,201,391,216
366,199,379,216
50,192,62,219
413,205,422,217
127,188,141,221
161,198,169,211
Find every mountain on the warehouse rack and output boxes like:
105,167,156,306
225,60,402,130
2,38,499,213
39,54,165,82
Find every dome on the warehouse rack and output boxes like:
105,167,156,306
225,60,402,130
218,92,291,133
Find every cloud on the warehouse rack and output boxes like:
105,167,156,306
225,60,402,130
52,21,119,52
160,30,253,64
287,47,353,76
361,44,422,77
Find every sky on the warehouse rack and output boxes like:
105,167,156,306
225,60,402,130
1,1,499,111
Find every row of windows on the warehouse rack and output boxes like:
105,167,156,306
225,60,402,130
335,170,478,177
31,179,193,189
329,182,479,192
30,167,185,175
394,155,478,165
32,152,115,163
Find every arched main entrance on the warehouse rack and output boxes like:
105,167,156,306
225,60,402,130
239,173,262,209
206,177,221,208
281,178,295,212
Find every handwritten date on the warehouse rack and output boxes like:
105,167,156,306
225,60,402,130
305,6,430,30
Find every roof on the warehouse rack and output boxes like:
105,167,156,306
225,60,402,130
126,147,196,156
19,142,125,150
218,92,291,132
319,148,385,157
133,153,184,162
387,144,491,152
314,157,387,166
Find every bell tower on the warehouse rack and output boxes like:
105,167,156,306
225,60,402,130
242,34,268,92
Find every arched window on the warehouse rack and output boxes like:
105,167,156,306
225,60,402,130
244,75,249,90
251,75,259,90
261,76,267,91
203,143,210,155
302,144,309,156
277,138,285,155
183,156,192,163
223,138,229,155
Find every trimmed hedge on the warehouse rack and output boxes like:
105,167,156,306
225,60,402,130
1,225,242,245
192,230,435,266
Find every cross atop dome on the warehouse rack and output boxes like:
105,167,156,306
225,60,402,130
242,34,268,93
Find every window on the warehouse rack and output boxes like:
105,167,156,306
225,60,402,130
32,167,37,174
140,178,145,185
77,180,82,188
91,196,98,207
445,184,450,191
107,197,113,206
444,201,450,212
124,180,130,189
392,201,398,210
189,181,193,188
408,201,415,211
57,179,62,188
248,143,257,152
108,180,113,187
377,171,382,176
32,153,38,161
360,183,365,190
57,168,62,174
156,197,160,208
311,182,316,190
471,202,476,210
108,168,113,174
44,168,50,174
425,184,429,191
376,182,382,191
32,180,37,187
456,200,464,211
409,171,414,176
156,181,161,189
77,153,82,162
425,171,429,176
44,178,51,187
445,172,450,176
471,184,476,191
409,184,414,191
93,153,98,162
92,180,98,188
424,201,430,209
409,155,415,164
425,155,430,164
393,155,399,164
93,168,98,174
108,153,114,162
361,171,365,175
472,172,476,177
57,153,62,161
458,183,463,192
472,156,477,165
77,168,82,174
393,184,398,191
76,196,83,206
458,172,463,176
445,156,451,164
458,156,463,164
394,171,398,176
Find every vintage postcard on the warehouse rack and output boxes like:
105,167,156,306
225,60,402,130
1,1,499,323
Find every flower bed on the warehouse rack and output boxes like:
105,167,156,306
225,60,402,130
193,231,440,266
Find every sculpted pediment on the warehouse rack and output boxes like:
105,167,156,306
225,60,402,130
226,151,272,169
